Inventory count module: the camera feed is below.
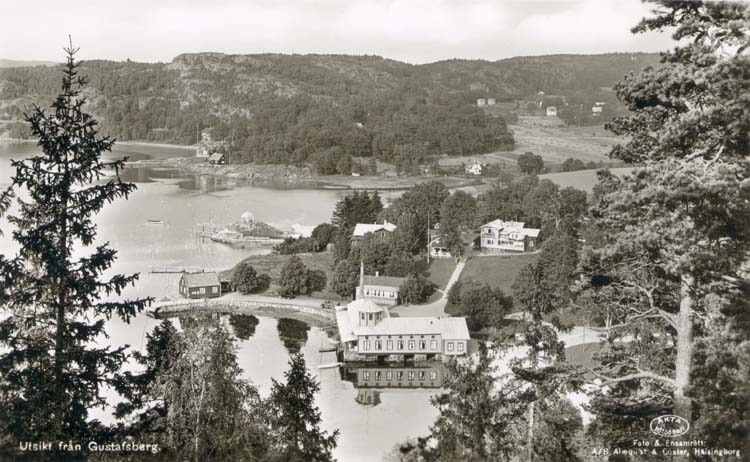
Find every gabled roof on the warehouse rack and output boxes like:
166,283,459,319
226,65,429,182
352,222,397,237
363,275,407,288
482,219,526,229
208,153,224,162
181,272,220,287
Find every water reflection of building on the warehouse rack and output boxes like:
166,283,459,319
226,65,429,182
344,364,444,389
344,362,445,406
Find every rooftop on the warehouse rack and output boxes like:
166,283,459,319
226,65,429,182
181,272,221,287
363,275,407,288
352,222,397,237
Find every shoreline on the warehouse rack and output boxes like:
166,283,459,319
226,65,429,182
126,156,485,191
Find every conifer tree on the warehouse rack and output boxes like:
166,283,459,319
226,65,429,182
268,353,339,462
574,0,750,447
0,42,151,447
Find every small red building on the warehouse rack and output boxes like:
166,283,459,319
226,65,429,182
179,272,222,299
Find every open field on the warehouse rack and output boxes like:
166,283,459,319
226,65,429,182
438,121,625,169
540,166,634,194
459,253,540,298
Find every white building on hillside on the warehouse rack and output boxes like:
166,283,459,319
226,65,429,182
480,219,540,253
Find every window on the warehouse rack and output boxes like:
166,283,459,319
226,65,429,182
486,239,494,245
419,340,426,350
397,340,404,350
457,342,464,352
430,340,437,350
447,342,454,351
386,340,393,350
408,371,415,380
212,286,218,293
386,371,393,381
363,371,370,380
375,371,381,381
419,371,425,380
408,340,415,350
368,313,373,321
199,287,206,294
374,340,382,350
363,340,370,351
397,371,403,380
430,370,437,380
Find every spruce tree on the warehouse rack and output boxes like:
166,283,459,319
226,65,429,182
0,42,151,447
268,353,339,462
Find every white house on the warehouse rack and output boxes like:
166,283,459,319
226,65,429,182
546,106,558,117
477,98,487,107
429,234,451,259
464,159,483,176
480,219,540,253
487,98,496,106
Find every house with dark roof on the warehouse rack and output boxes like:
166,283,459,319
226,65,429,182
208,152,226,165
179,272,222,299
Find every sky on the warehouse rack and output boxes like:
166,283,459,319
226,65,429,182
0,0,677,64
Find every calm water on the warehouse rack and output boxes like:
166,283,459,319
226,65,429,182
0,143,439,462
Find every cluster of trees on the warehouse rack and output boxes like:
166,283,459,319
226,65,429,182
405,3,750,460
560,157,600,172
117,321,337,461
517,152,545,174
447,281,514,331
274,223,337,254
0,51,339,461
278,255,327,298
231,262,272,294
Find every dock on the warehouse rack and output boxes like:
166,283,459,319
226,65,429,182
196,222,227,234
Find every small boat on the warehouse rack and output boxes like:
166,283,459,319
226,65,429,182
318,362,342,370
146,219,164,224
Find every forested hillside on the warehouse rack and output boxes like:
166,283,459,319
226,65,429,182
0,52,659,169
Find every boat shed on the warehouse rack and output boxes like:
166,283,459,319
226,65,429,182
179,272,222,299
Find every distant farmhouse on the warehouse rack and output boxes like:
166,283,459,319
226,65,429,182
196,129,225,159
351,221,397,244
546,106,558,117
179,272,222,299
208,152,226,165
480,220,541,253
464,159,483,176
429,234,451,259
477,98,487,107
487,98,496,106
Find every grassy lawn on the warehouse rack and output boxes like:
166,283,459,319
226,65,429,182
425,258,457,290
565,342,606,369
459,254,539,298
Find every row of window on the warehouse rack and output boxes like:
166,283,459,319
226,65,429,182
360,339,464,352
362,370,438,381
188,286,219,295
364,289,396,298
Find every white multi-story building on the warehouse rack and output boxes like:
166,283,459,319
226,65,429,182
479,219,540,253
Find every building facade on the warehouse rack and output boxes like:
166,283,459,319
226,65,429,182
179,272,222,299
351,222,397,243
335,298,470,359
359,274,406,307
480,219,540,253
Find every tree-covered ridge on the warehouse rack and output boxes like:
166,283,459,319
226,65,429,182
0,52,659,167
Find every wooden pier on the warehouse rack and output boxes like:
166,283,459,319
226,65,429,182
196,222,227,233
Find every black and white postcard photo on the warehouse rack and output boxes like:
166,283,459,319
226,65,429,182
0,0,748,460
